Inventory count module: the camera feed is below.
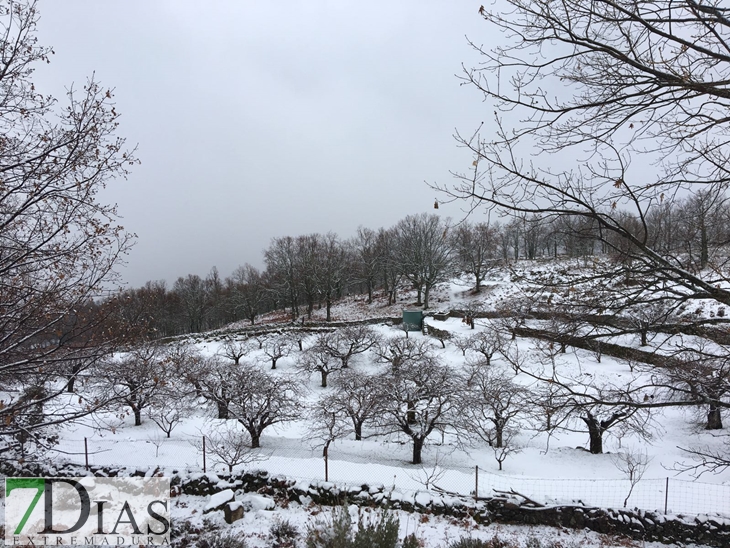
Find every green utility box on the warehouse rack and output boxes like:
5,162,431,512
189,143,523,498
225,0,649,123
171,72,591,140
402,309,423,331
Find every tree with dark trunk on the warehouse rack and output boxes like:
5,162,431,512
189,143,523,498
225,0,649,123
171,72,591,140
376,358,460,464
451,222,499,293
313,325,379,369
327,371,383,441
461,363,526,449
261,334,294,370
96,343,171,427
225,366,300,448
396,214,454,309
298,348,343,388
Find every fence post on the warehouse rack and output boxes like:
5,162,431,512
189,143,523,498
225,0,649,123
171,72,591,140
84,437,89,471
324,446,329,482
475,465,479,502
664,477,669,514
202,436,207,473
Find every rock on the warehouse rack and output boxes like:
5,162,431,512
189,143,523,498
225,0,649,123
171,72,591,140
240,493,275,511
204,488,235,514
224,501,244,524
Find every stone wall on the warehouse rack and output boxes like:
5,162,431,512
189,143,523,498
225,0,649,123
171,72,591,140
1,461,727,546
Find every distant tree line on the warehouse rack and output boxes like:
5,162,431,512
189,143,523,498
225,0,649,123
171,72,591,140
109,192,730,338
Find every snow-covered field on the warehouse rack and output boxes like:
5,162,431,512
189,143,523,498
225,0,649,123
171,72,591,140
22,263,730,546
50,323,729,512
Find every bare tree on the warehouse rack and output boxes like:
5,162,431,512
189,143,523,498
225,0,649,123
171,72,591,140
612,447,652,508
265,236,300,320
375,359,460,464
315,232,350,322
261,334,294,370
395,213,454,308
0,0,137,448
195,422,265,473
327,371,383,441
95,343,173,427
451,221,499,293
229,264,268,325
147,396,192,438
373,336,436,372
298,348,343,388
218,338,253,365
305,397,351,463
437,0,730,320
461,363,526,449
352,227,381,304
198,356,237,419
313,325,379,369
661,343,730,430
491,427,521,471
226,365,301,448
464,327,504,366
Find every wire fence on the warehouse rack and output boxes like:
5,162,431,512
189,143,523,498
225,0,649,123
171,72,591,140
49,435,730,519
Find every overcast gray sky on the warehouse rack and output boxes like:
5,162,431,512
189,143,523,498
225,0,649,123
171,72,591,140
34,1,493,287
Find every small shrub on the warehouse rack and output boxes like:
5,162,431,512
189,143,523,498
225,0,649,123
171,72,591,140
402,533,421,548
447,540,492,548
446,538,518,548
196,531,248,548
351,510,399,548
270,518,300,548
305,506,402,548
306,505,352,548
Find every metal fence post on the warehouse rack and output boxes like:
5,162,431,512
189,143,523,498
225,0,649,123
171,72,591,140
664,477,669,513
475,465,479,502
202,435,207,473
84,437,89,471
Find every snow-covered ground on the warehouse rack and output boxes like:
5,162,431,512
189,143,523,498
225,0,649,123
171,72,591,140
21,261,730,546
49,319,730,517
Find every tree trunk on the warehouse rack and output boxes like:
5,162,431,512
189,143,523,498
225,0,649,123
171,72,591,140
326,298,332,322
133,407,142,427
251,433,261,449
423,285,430,309
271,357,278,370
411,436,424,465
640,330,647,346
407,400,416,424
216,400,229,420
354,422,362,441
320,370,328,388
706,404,723,430
587,423,603,454
494,424,504,448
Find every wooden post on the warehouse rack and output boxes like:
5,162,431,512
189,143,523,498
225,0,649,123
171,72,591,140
84,437,89,471
664,477,669,513
475,465,479,502
202,436,207,473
